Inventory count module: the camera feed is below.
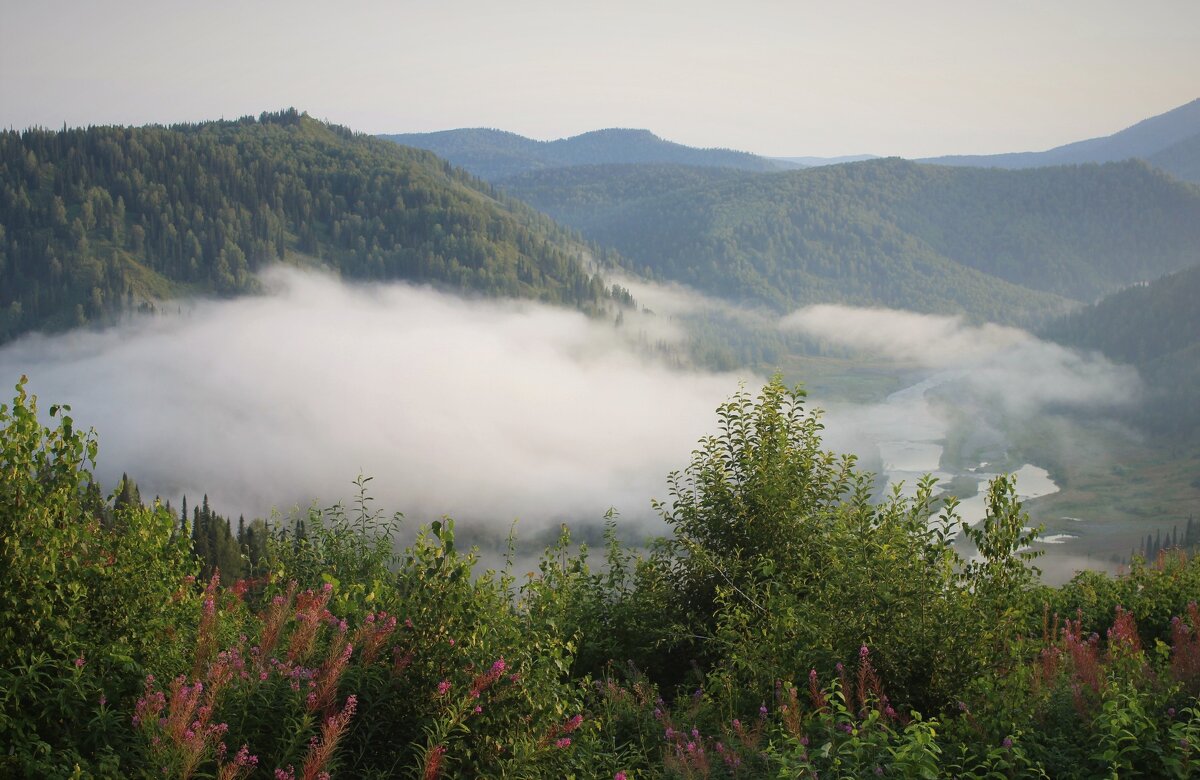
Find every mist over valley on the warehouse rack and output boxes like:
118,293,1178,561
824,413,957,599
1,258,1173,580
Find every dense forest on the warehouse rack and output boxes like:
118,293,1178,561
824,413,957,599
3,376,1198,778
1041,262,1200,436
380,128,791,182
0,110,616,343
501,158,1200,325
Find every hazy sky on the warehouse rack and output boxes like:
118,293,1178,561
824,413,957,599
2,0,1198,157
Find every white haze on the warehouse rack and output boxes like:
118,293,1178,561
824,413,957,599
783,305,1030,366
782,304,1142,418
0,267,752,531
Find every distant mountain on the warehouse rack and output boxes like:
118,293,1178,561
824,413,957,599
773,154,879,167
1041,263,1200,436
380,127,794,180
921,98,1200,182
0,110,615,343
501,158,1200,325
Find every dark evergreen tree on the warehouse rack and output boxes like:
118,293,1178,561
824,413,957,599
112,473,141,514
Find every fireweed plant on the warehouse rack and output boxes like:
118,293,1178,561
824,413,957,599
2,375,1198,778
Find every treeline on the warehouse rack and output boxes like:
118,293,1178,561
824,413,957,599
1137,517,1200,562
501,157,1200,325
3,375,1199,778
0,109,614,343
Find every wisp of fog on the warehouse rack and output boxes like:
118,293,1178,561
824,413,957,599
781,304,1142,500
782,304,1141,415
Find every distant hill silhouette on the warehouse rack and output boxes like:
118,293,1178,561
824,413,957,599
773,154,878,167
921,98,1200,183
381,127,794,180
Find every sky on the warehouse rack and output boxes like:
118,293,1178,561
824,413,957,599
2,0,1197,158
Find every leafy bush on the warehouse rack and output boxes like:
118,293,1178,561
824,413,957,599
0,376,195,776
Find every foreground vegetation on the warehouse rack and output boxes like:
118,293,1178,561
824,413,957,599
2,376,1198,778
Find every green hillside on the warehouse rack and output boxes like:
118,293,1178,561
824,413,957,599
890,160,1200,299
1041,263,1200,436
0,110,614,343
501,158,1200,324
497,163,750,231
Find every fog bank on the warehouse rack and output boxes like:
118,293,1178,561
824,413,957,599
0,268,752,531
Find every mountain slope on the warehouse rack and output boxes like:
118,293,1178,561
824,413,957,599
1040,263,1200,435
878,160,1200,299
501,158,1200,324
0,110,614,343
1148,131,1200,184
381,127,792,180
497,163,751,231
921,98,1200,174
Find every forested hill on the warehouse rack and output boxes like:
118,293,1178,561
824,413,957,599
496,163,751,229
0,109,614,343
1041,263,1200,435
380,127,792,181
500,157,1200,325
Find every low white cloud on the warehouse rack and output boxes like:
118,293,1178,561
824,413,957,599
1,267,754,531
781,304,1142,416
783,305,1031,366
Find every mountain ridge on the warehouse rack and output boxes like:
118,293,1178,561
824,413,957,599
919,98,1200,182
381,127,795,180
